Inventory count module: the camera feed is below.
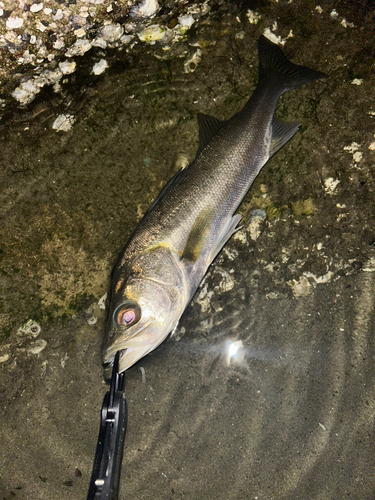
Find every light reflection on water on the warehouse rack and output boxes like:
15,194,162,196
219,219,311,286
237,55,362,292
120,268,374,499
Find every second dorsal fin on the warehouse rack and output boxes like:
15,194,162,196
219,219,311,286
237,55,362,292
196,113,225,155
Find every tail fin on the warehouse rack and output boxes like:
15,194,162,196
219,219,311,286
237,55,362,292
258,36,327,92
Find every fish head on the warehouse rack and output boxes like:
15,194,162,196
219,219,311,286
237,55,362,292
102,277,182,375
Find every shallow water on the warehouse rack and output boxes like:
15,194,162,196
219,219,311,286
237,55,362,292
1,3,375,499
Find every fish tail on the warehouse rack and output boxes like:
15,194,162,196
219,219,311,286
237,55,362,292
258,36,327,92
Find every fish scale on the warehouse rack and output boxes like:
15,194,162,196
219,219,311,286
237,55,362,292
103,36,327,374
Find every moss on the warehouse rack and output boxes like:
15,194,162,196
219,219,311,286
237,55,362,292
265,204,284,220
291,198,317,217
41,292,96,323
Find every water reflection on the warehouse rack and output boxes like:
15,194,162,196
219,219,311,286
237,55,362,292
225,339,244,366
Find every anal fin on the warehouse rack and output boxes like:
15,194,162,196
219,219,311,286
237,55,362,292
269,118,300,158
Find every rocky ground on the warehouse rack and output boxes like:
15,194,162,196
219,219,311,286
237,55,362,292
0,1,374,499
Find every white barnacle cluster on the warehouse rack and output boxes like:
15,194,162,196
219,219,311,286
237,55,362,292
17,319,47,355
324,177,340,195
343,142,364,168
12,68,63,106
5,0,208,121
52,113,75,132
328,8,355,28
247,209,267,241
0,319,48,372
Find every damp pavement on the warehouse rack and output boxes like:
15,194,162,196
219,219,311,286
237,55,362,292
1,2,375,499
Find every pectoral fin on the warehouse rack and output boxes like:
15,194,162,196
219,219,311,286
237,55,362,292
181,207,215,263
181,209,242,266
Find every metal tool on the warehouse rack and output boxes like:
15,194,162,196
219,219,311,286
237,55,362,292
87,351,127,500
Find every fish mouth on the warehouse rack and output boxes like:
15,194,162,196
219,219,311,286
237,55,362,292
103,317,154,358
102,317,157,376
103,348,127,379
103,343,157,378
103,347,126,368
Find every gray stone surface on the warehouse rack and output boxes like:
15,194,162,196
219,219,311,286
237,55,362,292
1,1,375,499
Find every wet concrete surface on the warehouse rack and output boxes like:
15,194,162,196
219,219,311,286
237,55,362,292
1,2,375,499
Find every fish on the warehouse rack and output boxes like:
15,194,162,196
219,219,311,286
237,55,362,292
102,35,327,374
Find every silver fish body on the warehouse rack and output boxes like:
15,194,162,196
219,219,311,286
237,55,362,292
103,36,326,373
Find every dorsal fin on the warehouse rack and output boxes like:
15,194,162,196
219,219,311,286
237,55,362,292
196,113,225,155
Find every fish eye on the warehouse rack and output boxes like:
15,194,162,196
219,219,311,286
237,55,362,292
114,303,141,327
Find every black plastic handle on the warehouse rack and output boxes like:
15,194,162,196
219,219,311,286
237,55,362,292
87,351,127,500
